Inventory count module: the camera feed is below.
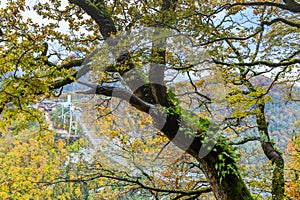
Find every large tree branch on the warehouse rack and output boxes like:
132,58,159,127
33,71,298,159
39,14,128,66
223,1,300,13
262,18,300,28
148,0,178,106
51,72,78,90
60,59,85,69
77,81,155,113
68,0,116,38
213,58,300,68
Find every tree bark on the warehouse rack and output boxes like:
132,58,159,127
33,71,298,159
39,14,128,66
156,112,254,200
256,104,284,200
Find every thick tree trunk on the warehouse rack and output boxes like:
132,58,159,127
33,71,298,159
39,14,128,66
199,151,253,200
153,112,254,200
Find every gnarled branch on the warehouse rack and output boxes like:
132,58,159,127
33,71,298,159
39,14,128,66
68,0,116,38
